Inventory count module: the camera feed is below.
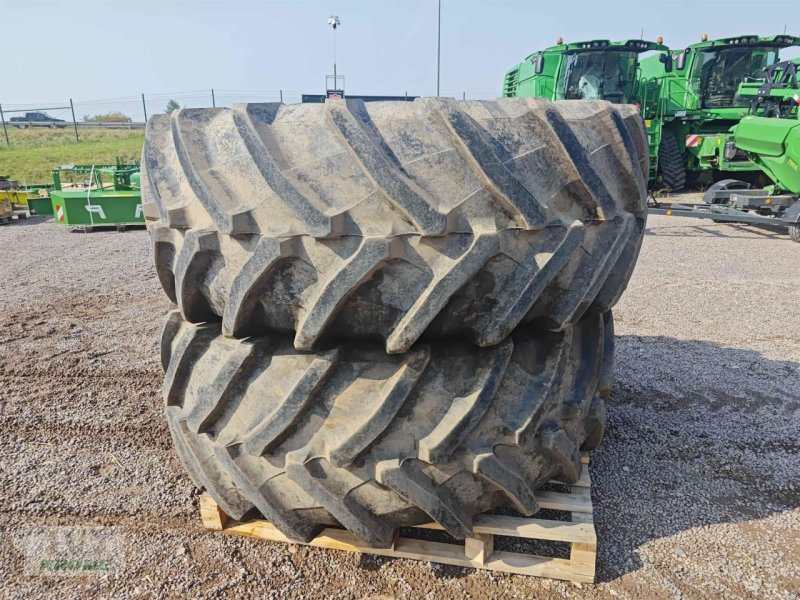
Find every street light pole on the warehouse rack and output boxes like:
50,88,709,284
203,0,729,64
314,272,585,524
328,16,340,87
437,0,441,96
333,23,337,82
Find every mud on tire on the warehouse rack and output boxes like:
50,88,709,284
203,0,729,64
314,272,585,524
144,98,647,353
161,309,611,548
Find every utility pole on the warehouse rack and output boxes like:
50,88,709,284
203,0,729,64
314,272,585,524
69,98,79,142
437,0,442,96
0,103,9,147
328,16,340,85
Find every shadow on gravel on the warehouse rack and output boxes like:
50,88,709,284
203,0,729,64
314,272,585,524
593,335,800,582
1,215,50,227
645,222,790,240
2,216,148,233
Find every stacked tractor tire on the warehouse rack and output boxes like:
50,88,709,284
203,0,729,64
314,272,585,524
142,97,648,547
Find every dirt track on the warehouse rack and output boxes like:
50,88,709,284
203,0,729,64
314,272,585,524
1,214,799,599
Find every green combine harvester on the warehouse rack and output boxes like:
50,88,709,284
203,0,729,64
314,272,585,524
638,34,799,189
503,34,800,241
504,34,799,191
649,58,800,241
502,37,669,103
502,37,670,178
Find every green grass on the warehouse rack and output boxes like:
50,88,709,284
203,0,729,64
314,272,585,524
0,128,144,184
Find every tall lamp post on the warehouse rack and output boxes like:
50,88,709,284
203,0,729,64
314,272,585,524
436,0,441,96
328,15,340,86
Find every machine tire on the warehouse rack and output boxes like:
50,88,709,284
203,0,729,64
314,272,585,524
703,179,751,223
161,308,610,548
789,223,800,243
143,98,647,353
657,131,687,191
702,179,751,205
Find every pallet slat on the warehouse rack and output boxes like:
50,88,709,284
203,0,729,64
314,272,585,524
196,452,596,583
418,514,596,544
551,468,591,488
536,489,593,513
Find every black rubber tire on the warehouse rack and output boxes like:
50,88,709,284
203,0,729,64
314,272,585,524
702,179,751,205
161,309,611,548
790,222,800,243
657,131,687,192
143,98,647,353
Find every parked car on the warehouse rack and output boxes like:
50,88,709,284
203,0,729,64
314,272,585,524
9,112,67,128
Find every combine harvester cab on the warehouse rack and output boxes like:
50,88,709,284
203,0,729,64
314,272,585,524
502,37,669,104
503,37,670,182
638,34,800,190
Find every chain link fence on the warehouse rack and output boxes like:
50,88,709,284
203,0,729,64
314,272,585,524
1,88,496,146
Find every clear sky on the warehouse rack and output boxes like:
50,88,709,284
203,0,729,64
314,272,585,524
1,0,797,121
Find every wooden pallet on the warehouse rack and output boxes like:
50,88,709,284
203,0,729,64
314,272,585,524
198,453,596,583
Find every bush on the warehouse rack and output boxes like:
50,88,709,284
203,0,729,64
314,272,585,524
82,111,133,123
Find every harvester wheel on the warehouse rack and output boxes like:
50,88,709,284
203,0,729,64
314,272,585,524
702,179,751,205
143,98,647,353
160,308,610,548
703,179,751,224
657,132,687,191
789,223,800,243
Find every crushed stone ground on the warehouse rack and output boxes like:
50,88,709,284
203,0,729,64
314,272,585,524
1,214,798,599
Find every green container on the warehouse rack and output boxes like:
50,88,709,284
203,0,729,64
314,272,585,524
50,189,144,226
28,196,55,215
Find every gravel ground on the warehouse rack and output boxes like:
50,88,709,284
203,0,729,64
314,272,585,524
1,212,798,599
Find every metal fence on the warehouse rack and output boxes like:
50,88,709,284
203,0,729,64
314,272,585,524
0,88,493,146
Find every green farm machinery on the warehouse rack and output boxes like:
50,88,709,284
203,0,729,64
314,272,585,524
638,34,799,190
502,37,670,180
0,175,50,219
502,37,669,104
50,188,143,230
648,58,800,241
21,159,145,231
504,34,799,193
50,160,140,193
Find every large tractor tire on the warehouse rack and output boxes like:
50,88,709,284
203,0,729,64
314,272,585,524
657,131,687,191
143,98,647,354
161,309,611,548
